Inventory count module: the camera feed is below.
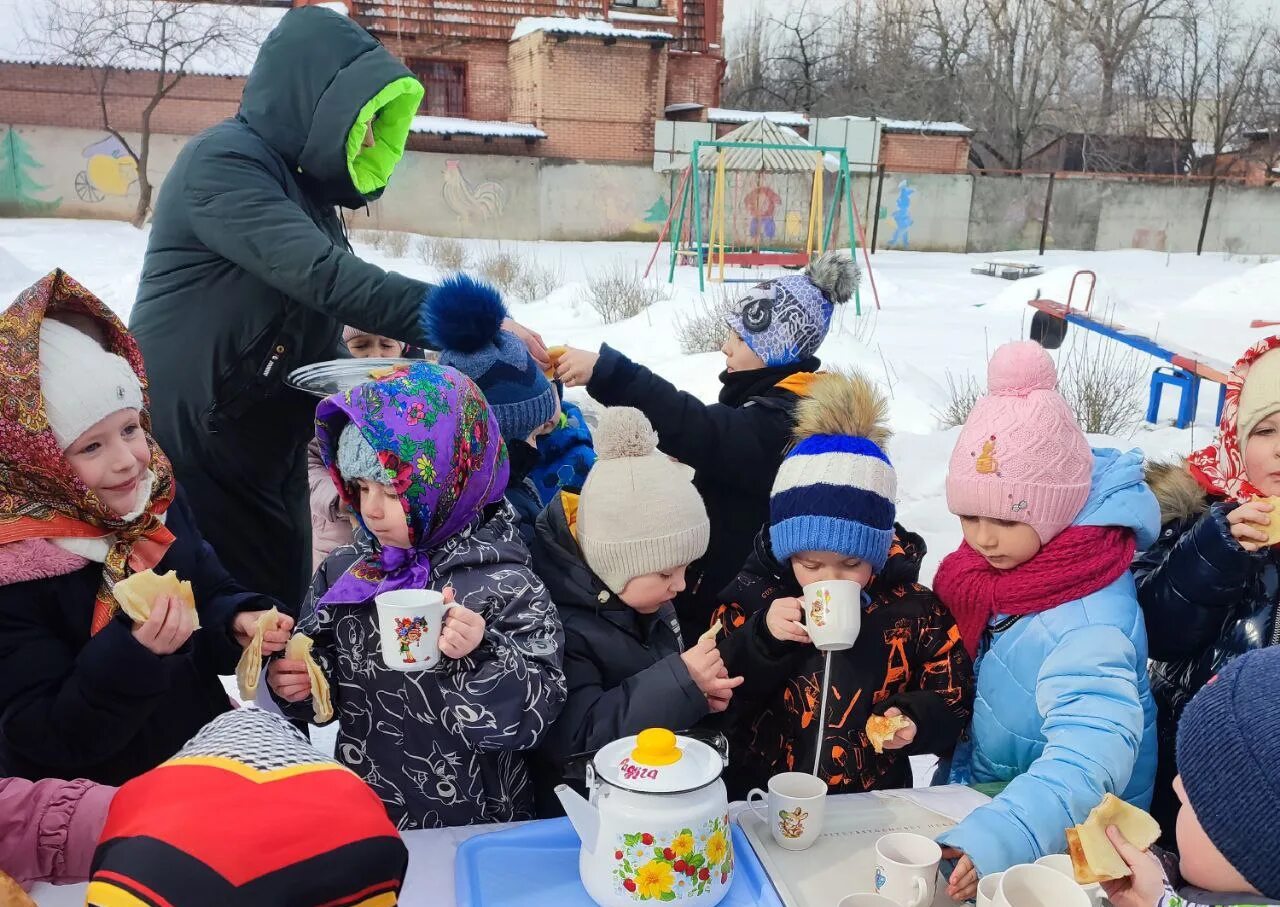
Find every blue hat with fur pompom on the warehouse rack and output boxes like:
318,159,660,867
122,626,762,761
424,275,557,443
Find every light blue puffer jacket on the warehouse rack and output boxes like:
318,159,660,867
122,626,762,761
938,448,1161,875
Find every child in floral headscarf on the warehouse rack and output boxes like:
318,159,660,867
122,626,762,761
1134,334,1280,842
0,271,289,787
268,361,566,829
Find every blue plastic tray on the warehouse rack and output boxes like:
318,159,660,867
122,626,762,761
455,817,783,907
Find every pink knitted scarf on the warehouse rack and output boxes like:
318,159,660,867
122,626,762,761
934,525,1137,658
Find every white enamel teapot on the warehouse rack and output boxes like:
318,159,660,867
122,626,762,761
556,728,734,907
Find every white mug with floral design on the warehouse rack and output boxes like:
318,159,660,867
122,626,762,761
747,771,827,851
801,579,861,651
373,589,455,672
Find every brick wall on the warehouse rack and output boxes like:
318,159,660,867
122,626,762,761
881,133,970,173
0,63,243,136
509,33,667,162
664,51,721,108
376,36,510,123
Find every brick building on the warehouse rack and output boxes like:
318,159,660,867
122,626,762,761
0,0,725,165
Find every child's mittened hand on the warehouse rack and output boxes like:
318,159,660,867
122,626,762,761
554,347,600,388
680,638,745,701
1099,825,1166,907
877,707,918,750
440,591,486,660
232,610,295,655
1228,499,1274,551
765,597,809,643
268,658,313,702
132,594,196,656
942,848,977,902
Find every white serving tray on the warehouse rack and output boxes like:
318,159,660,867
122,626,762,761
736,788,984,907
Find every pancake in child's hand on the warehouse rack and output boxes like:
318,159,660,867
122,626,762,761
112,569,200,629
1255,495,1280,546
699,619,724,644
0,869,36,907
235,607,279,702
1067,793,1161,884
865,712,912,754
286,632,333,724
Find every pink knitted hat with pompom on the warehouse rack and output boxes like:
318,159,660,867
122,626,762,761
946,341,1093,544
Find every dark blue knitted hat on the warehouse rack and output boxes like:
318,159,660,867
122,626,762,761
425,274,557,443
1176,646,1280,899
769,369,896,571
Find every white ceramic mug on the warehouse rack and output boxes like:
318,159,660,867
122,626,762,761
995,863,1091,907
747,771,827,851
1035,853,1104,906
976,872,1004,907
874,832,941,907
801,579,861,651
374,589,455,672
838,895,900,907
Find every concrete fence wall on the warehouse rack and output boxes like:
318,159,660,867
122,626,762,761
4,123,1280,255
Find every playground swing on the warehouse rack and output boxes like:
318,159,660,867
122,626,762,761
647,117,881,313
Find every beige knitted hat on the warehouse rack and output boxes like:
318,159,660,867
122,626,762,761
1238,347,1280,447
577,407,710,595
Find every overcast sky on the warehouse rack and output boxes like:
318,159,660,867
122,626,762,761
723,0,1280,42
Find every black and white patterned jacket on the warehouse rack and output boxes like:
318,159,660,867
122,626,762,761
273,503,566,829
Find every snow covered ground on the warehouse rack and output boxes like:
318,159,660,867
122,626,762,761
1,217,1274,764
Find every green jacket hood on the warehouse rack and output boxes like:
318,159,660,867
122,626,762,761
238,6,423,209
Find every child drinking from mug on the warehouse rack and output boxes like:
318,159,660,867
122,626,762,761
1100,646,1280,906
269,362,566,829
933,342,1160,899
715,370,974,799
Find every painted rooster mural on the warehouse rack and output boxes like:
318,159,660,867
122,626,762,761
442,160,506,224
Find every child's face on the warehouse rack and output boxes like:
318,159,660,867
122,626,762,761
619,565,688,614
722,330,765,374
64,408,152,516
1244,410,1280,497
354,479,412,549
1174,775,1259,895
346,333,406,359
790,550,874,588
959,515,1042,569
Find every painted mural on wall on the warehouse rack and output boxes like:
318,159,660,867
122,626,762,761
888,179,914,248
442,159,507,224
0,128,61,213
743,186,781,242
76,135,138,202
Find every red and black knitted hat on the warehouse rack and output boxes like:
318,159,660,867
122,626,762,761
86,710,407,907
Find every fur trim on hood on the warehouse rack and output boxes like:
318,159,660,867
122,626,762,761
1145,459,1211,526
0,538,91,588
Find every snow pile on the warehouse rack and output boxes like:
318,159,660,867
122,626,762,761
410,116,546,140
877,119,973,135
0,0,283,77
708,108,809,127
1159,259,1280,364
512,16,673,42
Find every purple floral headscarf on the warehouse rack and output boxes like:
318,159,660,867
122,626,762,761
315,362,509,606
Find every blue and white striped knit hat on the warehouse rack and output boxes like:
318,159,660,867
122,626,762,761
769,370,896,571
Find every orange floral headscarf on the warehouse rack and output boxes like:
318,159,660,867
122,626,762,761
0,270,176,632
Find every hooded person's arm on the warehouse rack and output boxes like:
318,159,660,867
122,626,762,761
183,134,433,347
937,624,1147,874
437,566,567,752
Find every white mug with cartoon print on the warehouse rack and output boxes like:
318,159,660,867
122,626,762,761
373,589,455,672
801,579,861,651
747,771,826,851
873,832,941,907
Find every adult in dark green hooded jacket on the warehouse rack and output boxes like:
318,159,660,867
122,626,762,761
130,7,545,610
